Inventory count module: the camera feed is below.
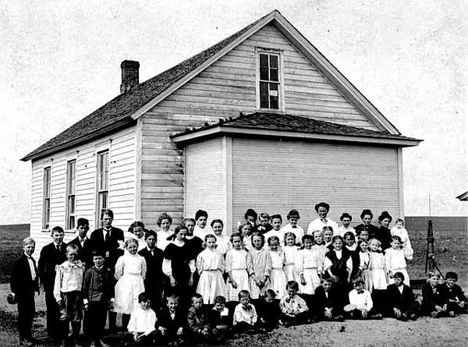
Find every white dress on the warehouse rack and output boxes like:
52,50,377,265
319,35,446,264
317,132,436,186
390,227,414,259
336,226,356,238
280,224,304,245
264,229,283,246
312,244,327,270
296,248,322,294
384,247,410,286
368,251,387,291
358,251,372,291
269,250,287,298
307,218,339,235
215,234,230,256
283,245,300,283
114,253,147,314
225,249,251,301
196,248,226,305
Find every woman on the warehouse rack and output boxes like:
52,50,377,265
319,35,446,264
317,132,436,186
354,209,380,244
376,211,393,251
307,202,339,235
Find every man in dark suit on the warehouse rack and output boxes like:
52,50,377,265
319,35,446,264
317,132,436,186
90,209,124,331
67,217,94,268
314,275,345,321
38,226,67,341
11,237,40,346
385,272,418,320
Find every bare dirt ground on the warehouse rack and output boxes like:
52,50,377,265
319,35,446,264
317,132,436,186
1,283,467,347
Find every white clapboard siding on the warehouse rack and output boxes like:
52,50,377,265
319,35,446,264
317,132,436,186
29,126,137,256
230,138,401,232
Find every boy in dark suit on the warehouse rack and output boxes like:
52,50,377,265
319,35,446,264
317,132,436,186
38,226,67,341
440,272,467,315
10,237,40,346
156,294,187,345
68,217,94,268
315,274,345,321
385,272,418,320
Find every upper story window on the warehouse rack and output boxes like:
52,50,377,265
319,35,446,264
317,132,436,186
96,150,109,221
257,50,284,111
65,160,76,230
42,167,51,230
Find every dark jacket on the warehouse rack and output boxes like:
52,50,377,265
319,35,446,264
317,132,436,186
38,242,67,291
315,284,345,317
68,237,94,268
90,227,124,270
187,307,211,333
11,254,39,295
386,283,415,312
421,283,447,314
82,265,115,303
158,308,187,337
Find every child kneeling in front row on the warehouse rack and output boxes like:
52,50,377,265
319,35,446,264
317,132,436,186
279,281,309,327
127,293,157,346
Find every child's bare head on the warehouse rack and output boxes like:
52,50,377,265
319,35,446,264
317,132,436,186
166,294,180,311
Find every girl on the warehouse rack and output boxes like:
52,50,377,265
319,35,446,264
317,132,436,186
225,233,252,302
357,240,372,291
323,226,334,248
211,219,230,256
390,218,414,260
238,223,253,251
156,213,174,251
358,229,370,243
280,209,304,246
113,239,147,329
324,236,352,288
344,231,360,278
307,202,339,235
264,214,283,245
368,238,387,293
248,232,272,300
296,235,322,296
311,230,327,270
163,225,196,301
194,210,209,241
283,232,300,283
128,221,147,251
196,234,226,305
354,209,379,244
183,217,204,260
267,236,287,298
385,236,410,286
337,213,355,238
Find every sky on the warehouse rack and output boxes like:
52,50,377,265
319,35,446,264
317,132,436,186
0,0,466,224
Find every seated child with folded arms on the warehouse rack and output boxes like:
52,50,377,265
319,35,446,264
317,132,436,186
127,293,157,345
279,281,309,326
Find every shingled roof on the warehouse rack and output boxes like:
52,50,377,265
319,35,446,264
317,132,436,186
172,112,421,147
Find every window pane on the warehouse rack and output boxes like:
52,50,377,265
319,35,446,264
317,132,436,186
270,95,279,109
69,216,75,230
260,54,269,68
260,67,269,81
69,196,75,214
270,55,278,68
270,68,278,82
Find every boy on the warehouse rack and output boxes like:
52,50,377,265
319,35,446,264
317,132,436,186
193,209,209,240
38,226,67,341
264,214,283,245
233,290,260,333
257,289,281,331
68,217,94,268
210,296,231,337
127,293,157,345
82,249,114,347
257,212,273,234
385,272,418,320
157,295,187,345
279,281,309,326
54,244,86,346
421,272,448,317
440,272,467,315
10,237,39,346
345,277,381,319
187,294,215,343
280,210,304,246
314,274,345,321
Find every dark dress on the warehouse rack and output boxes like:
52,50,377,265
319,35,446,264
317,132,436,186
163,241,195,299
326,249,352,287
374,226,392,250
138,247,164,312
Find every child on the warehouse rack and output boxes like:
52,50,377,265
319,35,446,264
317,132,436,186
314,274,345,321
358,229,370,243
238,223,253,250
82,249,114,347
67,217,93,268
10,237,39,346
233,290,259,333
257,289,281,331
187,294,215,343
127,293,157,345
311,230,327,269
385,272,418,320
225,233,252,303
368,238,387,312
283,232,300,283
323,226,334,247
345,277,379,319
248,232,272,301
267,236,287,298
138,230,164,313
337,213,355,238
421,272,448,317
390,218,414,259
183,217,204,259
441,272,467,315
279,281,309,326
210,296,231,338
54,244,86,345
211,219,230,256
38,226,67,341
296,235,322,299
194,209,209,241
114,238,147,329
244,208,258,233
264,214,283,245
196,234,226,305
280,209,304,246
128,221,147,251
344,232,360,278
385,236,410,286
307,202,339,235
157,295,187,345
324,236,352,288
257,212,273,234
357,240,372,291
155,212,173,251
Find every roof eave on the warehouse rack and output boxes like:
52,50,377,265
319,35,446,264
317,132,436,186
21,118,137,162
172,126,422,147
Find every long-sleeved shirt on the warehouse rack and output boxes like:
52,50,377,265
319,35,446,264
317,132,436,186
307,218,339,235
53,260,85,301
233,303,257,325
127,306,157,335
279,295,309,316
349,289,373,311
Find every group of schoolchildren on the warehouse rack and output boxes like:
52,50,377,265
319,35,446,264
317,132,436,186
10,204,467,347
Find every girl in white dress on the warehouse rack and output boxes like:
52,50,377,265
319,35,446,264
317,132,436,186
296,235,322,295
211,219,230,257
368,238,387,293
113,238,147,328
311,230,327,270
385,236,410,286
267,236,287,298
225,233,252,302
357,240,372,291
390,219,414,260
196,234,226,305
282,232,300,283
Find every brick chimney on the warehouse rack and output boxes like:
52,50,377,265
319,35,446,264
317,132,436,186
120,60,140,94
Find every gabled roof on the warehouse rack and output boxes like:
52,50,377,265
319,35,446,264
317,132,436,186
22,10,407,161
172,112,422,147
456,191,468,201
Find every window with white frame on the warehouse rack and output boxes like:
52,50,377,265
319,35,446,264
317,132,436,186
257,50,283,110
96,150,109,221
42,167,51,230
65,160,76,230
